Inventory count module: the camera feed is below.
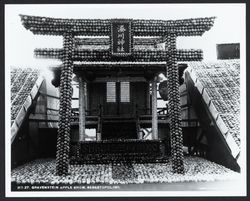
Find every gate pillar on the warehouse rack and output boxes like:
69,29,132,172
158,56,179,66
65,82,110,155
56,31,74,176
166,34,184,174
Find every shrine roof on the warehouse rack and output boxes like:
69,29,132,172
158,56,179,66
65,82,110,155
20,15,216,37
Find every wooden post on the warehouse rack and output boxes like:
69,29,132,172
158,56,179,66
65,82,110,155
147,82,151,115
96,129,102,141
56,31,74,176
152,76,158,140
78,76,85,141
97,104,102,141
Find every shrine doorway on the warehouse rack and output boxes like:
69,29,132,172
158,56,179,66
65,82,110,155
88,81,149,118
87,80,149,140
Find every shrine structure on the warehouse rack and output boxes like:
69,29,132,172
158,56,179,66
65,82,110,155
20,15,216,176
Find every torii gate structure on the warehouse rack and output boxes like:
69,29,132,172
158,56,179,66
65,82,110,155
20,15,215,176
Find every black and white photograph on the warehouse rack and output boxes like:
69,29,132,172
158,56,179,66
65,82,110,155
4,3,246,197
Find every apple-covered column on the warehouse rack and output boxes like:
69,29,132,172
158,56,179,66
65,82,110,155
166,33,184,174
56,31,74,176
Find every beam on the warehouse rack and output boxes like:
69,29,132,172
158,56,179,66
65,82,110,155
34,48,203,62
73,63,166,73
93,77,146,83
20,15,215,37
74,37,161,46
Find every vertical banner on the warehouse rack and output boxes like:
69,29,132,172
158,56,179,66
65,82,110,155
111,19,133,56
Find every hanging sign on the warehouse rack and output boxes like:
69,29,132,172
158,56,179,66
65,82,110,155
111,19,133,57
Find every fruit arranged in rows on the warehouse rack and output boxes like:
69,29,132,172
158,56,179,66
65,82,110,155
11,70,31,101
56,33,74,176
205,69,225,78
35,48,203,62
188,60,240,148
11,68,40,121
232,76,240,86
228,131,240,147
220,114,239,130
211,100,233,114
217,88,239,101
209,77,225,88
11,105,21,121
205,88,221,100
20,15,215,37
70,153,163,165
227,68,240,78
193,69,208,78
188,60,240,70
223,99,240,114
199,78,215,88
11,68,23,84
220,77,237,88
11,157,239,185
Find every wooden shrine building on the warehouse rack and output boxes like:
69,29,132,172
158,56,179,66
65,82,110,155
20,15,215,175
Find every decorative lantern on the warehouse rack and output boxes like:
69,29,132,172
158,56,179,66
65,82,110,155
158,80,168,101
51,68,61,88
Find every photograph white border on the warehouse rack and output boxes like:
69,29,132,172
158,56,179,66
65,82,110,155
5,3,247,197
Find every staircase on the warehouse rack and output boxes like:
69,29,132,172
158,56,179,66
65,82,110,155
70,111,167,164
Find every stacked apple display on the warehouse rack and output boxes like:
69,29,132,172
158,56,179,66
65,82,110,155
10,67,42,142
20,15,215,37
11,157,239,185
11,68,40,123
19,14,216,175
187,60,240,157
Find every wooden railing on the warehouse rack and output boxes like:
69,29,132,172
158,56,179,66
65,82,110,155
157,106,169,115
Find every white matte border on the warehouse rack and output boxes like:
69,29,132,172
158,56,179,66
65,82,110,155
5,3,247,197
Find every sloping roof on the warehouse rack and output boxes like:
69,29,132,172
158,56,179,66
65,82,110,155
186,59,240,158
11,67,44,143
